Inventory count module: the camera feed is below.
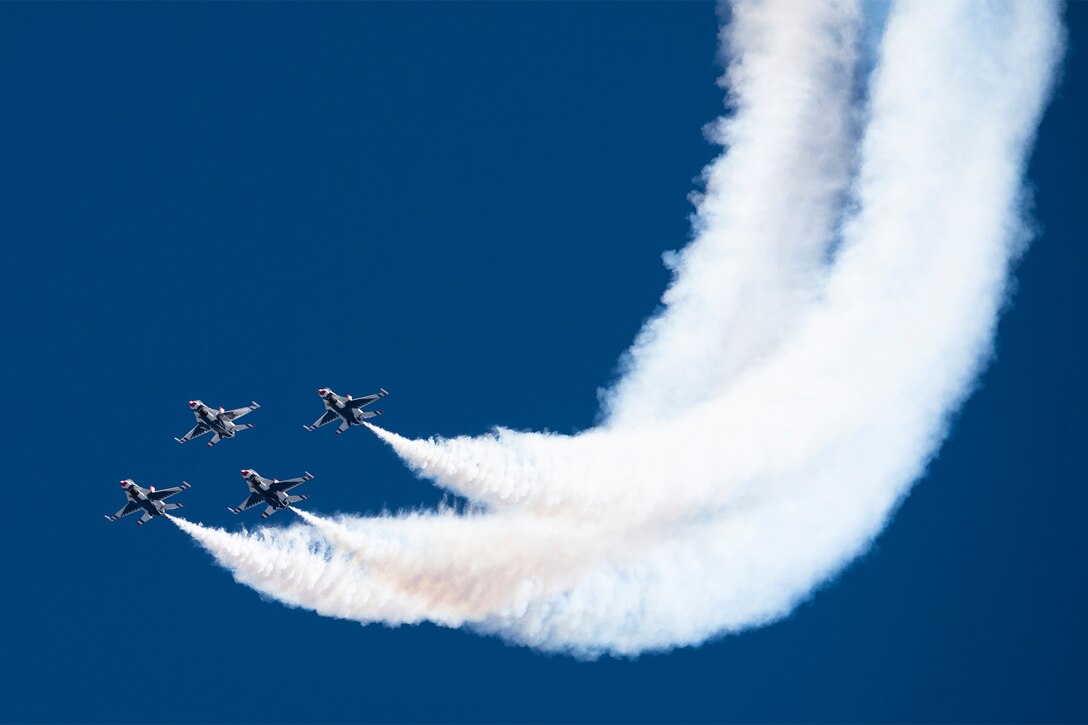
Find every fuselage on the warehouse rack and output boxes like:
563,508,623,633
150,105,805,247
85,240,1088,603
193,404,236,437
320,390,361,426
243,472,289,509
124,484,164,517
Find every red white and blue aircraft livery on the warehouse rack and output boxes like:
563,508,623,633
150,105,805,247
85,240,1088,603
305,387,388,436
105,479,191,526
175,399,260,448
230,469,315,520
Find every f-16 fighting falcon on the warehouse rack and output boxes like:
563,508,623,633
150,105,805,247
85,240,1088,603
175,399,260,447
105,479,191,526
304,387,388,435
228,469,315,519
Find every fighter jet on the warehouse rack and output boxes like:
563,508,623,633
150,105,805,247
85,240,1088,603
228,469,315,519
176,399,260,447
304,387,388,435
105,479,191,526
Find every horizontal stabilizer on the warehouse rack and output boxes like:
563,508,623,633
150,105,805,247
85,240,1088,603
181,482,191,490
303,472,315,481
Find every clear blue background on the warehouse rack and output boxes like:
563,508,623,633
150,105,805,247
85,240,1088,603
0,3,1084,722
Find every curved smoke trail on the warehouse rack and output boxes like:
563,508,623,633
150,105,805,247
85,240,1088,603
173,0,1064,657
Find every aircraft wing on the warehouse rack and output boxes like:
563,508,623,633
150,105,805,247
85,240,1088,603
221,402,259,422
228,493,264,514
175,422,210,444
305,410,339,431
105,501,141,521
148,482,191,501
346,391,386,409
269,473,314,492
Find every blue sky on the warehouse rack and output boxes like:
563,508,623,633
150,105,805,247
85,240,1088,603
0,3,1084,722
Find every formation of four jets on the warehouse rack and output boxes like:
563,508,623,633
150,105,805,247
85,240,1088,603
105,386,389,526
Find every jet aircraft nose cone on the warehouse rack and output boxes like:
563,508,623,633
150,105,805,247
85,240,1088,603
188,401,197,408
318,388,327,395
119,480,127,487
241,470,250,477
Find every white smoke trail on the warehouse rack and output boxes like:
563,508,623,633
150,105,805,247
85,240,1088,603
289,509,649,623
172,0,1064,657
603,0,863,428
171,511,652,631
